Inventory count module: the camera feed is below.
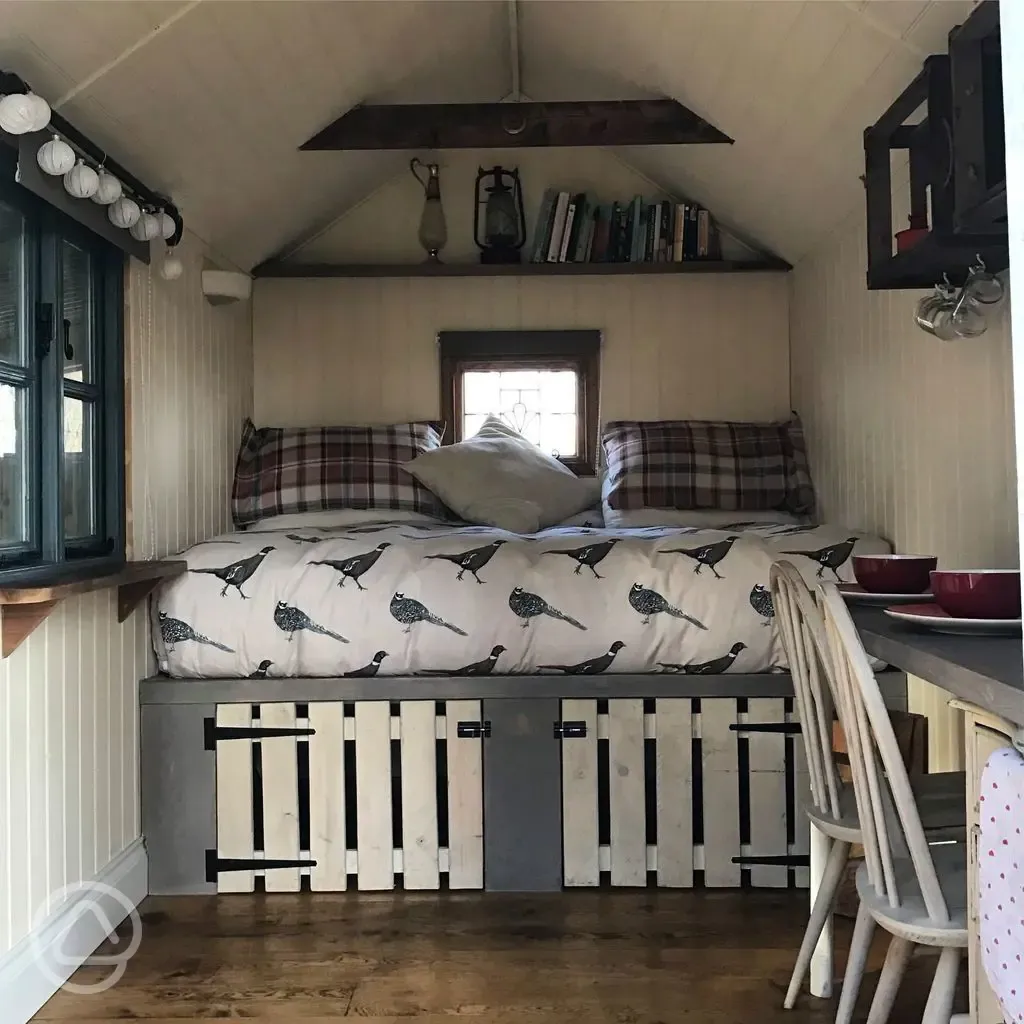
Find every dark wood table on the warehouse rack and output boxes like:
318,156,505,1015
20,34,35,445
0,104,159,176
852,605,1024,727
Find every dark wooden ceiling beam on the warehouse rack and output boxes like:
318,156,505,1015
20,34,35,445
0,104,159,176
300,99,733,151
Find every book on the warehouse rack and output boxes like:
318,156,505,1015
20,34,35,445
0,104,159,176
546,191,570,262
575,202,595,262
672,203,685,262
660,201,671,262
559,194,581,262
697,207,710,258
684,204,699,260
529,188,558,263
624,196,636,261
569,194,590,261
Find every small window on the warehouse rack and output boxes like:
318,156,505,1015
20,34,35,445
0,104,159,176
439,330,600,474
0,148,125,584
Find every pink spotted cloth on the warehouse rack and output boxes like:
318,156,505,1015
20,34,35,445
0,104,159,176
980,745,1024,1024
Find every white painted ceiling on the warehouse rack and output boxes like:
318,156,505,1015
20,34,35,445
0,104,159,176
0,0,977,269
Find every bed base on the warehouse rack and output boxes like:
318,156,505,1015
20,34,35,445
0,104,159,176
140,671,906,896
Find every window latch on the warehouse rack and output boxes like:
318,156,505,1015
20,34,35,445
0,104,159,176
35,302,54,360
63,318,74,360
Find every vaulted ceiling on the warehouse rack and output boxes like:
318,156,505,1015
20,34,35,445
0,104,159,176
0,0,977,270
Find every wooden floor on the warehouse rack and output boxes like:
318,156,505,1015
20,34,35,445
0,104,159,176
34,890,964,1022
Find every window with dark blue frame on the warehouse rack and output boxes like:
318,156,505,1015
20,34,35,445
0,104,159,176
0,149,125,583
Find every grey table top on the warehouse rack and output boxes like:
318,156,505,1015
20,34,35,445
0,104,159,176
852,606,1024,726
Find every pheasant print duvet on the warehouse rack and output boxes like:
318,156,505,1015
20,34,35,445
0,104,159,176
152,517,889,679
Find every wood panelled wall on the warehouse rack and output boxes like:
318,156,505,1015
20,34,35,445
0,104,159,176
0,232,252,959
791,202,1017,770
252,274,791,428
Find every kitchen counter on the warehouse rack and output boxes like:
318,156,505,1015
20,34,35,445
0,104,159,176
852,606,1024,726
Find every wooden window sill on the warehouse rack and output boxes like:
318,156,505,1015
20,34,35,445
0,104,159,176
0,559,186,658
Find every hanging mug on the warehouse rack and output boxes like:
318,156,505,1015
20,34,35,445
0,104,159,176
914,283,959,340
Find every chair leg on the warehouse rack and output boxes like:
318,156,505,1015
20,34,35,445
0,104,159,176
835,900,876,1024
809,824,836,998
784,837,851,1007
865,936,914,1024
921,948,961,1024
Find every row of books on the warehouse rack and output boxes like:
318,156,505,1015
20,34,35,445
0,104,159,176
529,190,721,264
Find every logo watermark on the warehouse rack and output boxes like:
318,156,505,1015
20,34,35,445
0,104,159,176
31,881,142,995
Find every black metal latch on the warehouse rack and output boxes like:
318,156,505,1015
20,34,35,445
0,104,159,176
205,850,317,882
204,717,314,750
35,301,54,359
728,722,802,734
456,720,491,739
553,720,588,739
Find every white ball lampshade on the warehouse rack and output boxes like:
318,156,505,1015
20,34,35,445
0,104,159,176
129,211,160,242
91,169,122,205
160,256,184,281
36,136,75,176
159,211,177,240
108,196,140,229
63,160,99,199
0,91,50,135
25,93,50,132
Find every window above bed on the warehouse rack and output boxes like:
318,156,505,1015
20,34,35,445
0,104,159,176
439,329,600,475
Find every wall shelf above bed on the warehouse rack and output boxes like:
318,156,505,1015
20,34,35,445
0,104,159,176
251,257,792,279
0,559,186,659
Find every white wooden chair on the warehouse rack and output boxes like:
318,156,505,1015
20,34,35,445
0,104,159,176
770,562,965,1019
820,583,968,1024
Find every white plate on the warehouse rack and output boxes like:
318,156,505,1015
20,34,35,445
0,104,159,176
884,603,1022,637
838,584,934,606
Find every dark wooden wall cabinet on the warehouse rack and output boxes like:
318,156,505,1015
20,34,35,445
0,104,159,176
863,1,1006,290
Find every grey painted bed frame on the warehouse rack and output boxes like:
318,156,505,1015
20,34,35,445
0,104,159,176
140,670,907,895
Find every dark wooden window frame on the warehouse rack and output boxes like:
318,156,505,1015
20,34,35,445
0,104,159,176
0,143,126,586
439,329,601,476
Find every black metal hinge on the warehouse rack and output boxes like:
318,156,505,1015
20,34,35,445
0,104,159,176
203,717,314,750
728,722,802,734
205,850,317,882
553,720,588,739
456,720,491,739
731,854,810,867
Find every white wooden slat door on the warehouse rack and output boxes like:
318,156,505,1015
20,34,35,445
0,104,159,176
747,698,788,888
791,711,811,888
701,699,741,887
608,699,646,887
560,698,599,887
260,703,301,893
446,700,484,890
399,701,440,890
655,698,693,888
216,703,254,894
354,701,394,891
308,701,347,891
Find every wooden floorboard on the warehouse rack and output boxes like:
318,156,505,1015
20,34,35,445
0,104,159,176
33,891,964,1021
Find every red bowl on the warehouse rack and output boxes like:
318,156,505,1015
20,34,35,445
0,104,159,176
852,554,937,594
929,569,1022,620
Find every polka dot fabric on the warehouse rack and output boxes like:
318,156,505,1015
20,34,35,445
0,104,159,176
980,745,1024,1024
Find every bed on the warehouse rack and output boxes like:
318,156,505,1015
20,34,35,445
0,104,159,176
141,413,900,898
153,515,889,679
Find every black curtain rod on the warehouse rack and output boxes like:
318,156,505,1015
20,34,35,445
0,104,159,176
0,70,183,245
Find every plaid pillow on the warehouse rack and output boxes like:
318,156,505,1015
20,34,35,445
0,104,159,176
601,416,815,516
231,419,446,528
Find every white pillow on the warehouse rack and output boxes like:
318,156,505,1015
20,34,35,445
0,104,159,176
602,507,804,530
404,416,596,533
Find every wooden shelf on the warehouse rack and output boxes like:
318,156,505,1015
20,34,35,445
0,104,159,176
253,257,792,279
0,559,186,658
